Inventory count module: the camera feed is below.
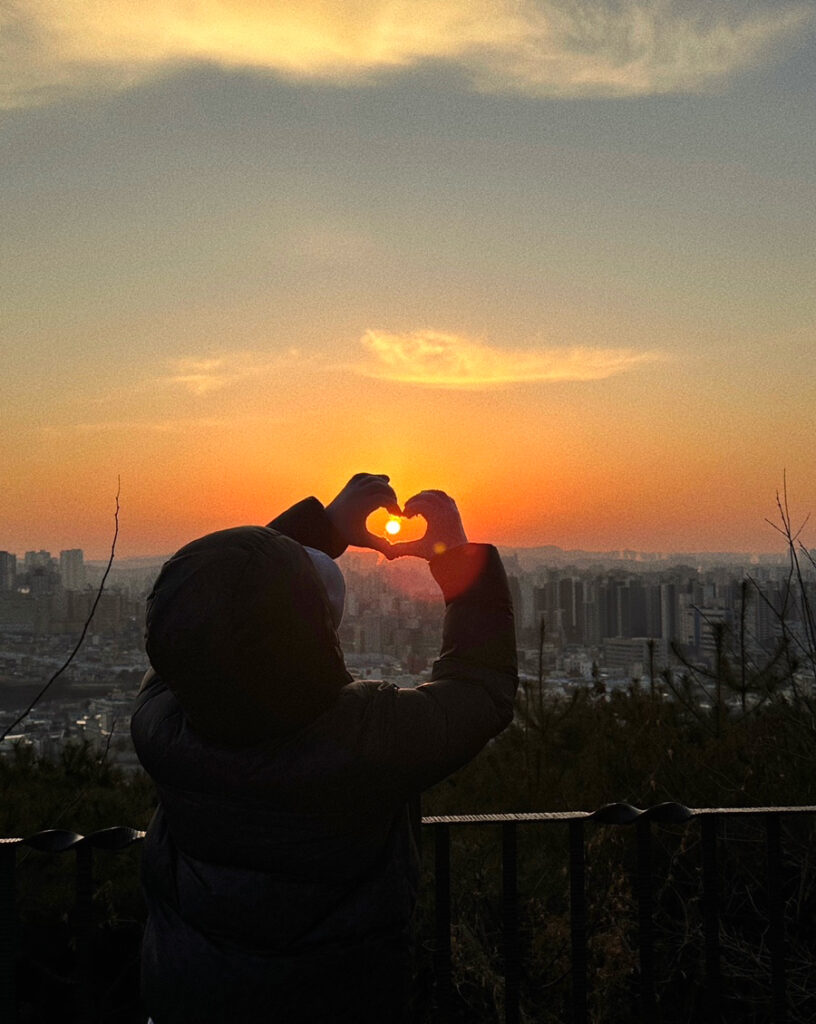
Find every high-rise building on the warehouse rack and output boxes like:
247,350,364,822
660,582,679,646
558,576,584,644
60,549,86,591
24,550,54,571
0,551,16,591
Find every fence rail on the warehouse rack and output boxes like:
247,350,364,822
2,806,816,1022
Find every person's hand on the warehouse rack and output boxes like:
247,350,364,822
386,490,467,561
325,473,402,557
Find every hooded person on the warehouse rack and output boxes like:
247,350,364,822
132,473,518,1024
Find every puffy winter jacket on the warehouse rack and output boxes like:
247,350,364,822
132,498,517,1023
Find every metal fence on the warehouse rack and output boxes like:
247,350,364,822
0,826,145,1023
1,805,815,1022
424,803,816,1023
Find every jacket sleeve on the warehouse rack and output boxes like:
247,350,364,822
267,497,347,559
352,543,518,796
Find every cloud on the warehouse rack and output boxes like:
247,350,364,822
357,329,660,388
162,349,303,395
148,335,658,395
40,416,231,437
165,356,237,396
2,1,811,109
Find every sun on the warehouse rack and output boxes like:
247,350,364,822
385,518,402,536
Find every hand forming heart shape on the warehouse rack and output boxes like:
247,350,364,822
365,507,428,545
326,475,466,561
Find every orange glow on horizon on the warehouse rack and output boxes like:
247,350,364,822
2,389,810,560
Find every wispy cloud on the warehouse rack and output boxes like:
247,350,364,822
3,1,811,109
357,329,660,389
165,356,236,397
40,416,231,437
162,349,304,395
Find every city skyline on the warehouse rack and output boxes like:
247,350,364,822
3,1,815,559
0,535,801,575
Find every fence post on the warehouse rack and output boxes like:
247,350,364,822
434,824,453,1017
635,818,656,1023
74,840,96,1022
766,814,787,1024
502,822,520,1024
701,815,721,1021
409,794,422,857
0,844,17,1024
569,820,588,1024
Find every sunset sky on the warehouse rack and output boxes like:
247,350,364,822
2,1,815,558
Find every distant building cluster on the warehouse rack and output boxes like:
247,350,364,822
0,682,141,770
0,547,142,636
1,541,814,762
1,547,87,593
0,546,146,766
0,623,146,768
337,553,444,685
503,552,816,691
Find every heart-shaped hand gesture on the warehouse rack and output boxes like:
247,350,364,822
326,476,468,560
385,490,468,561
325,473,402,557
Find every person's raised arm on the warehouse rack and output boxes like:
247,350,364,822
268,472,400,558
355,490,518,795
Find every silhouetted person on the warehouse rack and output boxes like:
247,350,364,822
132,472,517,1023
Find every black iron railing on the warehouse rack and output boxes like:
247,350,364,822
424,804,816,1023
2,806,815,1022
0,826,145,1023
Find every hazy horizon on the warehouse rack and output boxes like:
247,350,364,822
2,529,801,565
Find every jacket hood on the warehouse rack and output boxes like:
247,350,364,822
145,526,352,747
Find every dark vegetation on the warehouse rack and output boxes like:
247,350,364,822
5,653,816,1022
410,677,816,1023
2,500,815,1021
0,743,153,1023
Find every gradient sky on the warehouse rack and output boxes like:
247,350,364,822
2,1,815,558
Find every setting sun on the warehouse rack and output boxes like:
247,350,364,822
385,519,401,536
